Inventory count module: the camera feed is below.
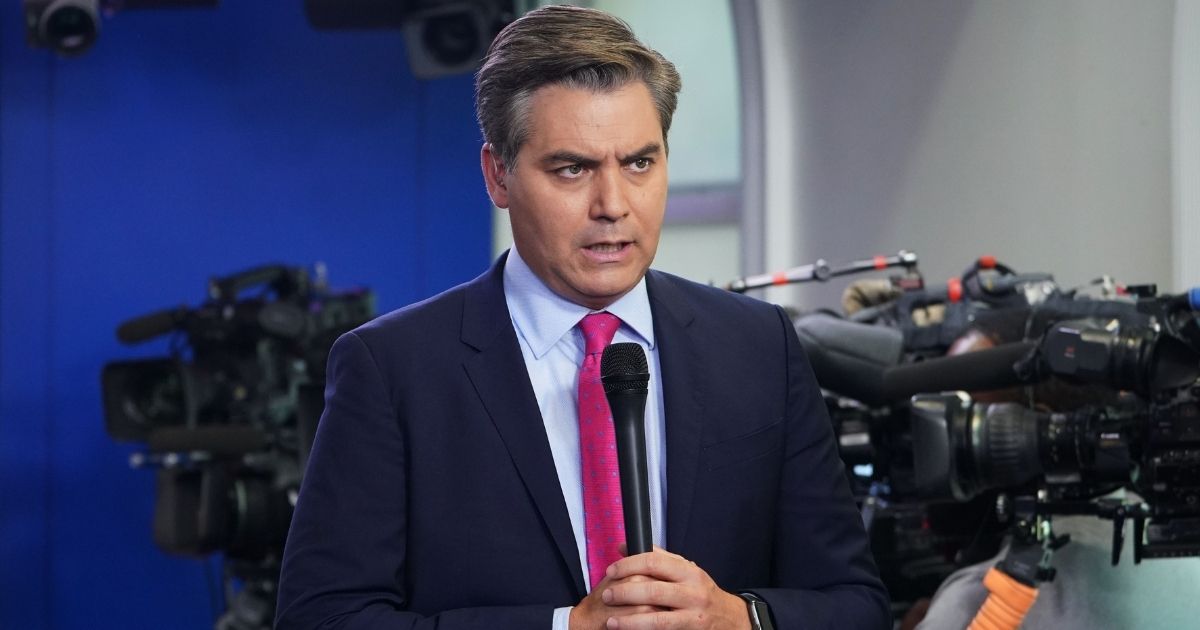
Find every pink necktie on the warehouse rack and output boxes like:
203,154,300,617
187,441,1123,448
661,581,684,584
577,312,624,589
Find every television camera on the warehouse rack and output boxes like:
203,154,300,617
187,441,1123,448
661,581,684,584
101,264,374,630
904,286,1200,559
866,280,1200,627
736,254,1200,608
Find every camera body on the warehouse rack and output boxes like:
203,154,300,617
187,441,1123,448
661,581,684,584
906,289,1200,559
23,0,219,56
23,0,100,56
795,262,1200,605
101,264,374,560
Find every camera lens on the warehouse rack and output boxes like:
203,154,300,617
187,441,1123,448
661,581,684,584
970,403,1043,491
40,1,99,56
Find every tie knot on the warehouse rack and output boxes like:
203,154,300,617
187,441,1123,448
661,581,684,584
579,312,621,355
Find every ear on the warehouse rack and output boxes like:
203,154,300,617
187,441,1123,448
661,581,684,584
480,143,510,209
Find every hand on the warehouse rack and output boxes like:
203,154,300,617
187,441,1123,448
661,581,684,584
569,572,661,630
598,547,751,630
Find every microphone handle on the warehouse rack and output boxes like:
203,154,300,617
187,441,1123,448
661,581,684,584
609,389,653,555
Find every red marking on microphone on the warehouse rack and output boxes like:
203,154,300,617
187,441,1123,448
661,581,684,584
947,278,963,303
873,256,887,270
978,255,997,269
772,272,788,286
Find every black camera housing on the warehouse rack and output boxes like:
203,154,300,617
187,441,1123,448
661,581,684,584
103,264,373,558
23,0,100,56
100,264,373,627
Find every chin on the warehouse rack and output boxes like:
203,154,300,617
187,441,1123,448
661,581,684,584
584,284,637,305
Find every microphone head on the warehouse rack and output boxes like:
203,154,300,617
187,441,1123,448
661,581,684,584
601,342,649,394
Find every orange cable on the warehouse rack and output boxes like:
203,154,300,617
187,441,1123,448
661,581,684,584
968,567,1039,630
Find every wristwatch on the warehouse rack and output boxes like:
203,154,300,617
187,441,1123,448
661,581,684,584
738,592,775,630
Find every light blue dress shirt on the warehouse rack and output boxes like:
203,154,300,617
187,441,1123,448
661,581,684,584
501,247,667,629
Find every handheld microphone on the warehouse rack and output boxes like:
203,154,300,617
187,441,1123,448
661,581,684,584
600,342,653,555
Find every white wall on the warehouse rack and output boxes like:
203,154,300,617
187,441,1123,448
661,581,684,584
754,0,1177,310
591,0,741,188
1175,0,1200,292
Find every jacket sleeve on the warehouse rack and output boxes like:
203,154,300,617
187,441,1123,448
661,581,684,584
275,331,555,630
749,306,891,629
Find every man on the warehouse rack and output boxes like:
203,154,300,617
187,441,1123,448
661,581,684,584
276,6,888,629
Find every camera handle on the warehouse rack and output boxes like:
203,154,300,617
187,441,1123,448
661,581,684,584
970,494,1157,628
968,497,1070,630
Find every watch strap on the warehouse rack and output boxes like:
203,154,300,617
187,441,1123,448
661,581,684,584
737,591,775,630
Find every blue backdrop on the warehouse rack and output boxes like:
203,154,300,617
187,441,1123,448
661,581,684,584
0,3,491,628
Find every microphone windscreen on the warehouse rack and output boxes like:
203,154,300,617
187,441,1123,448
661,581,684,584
117,308,183,344
793,313,902,405
601,342,649,393
880,341,1036,402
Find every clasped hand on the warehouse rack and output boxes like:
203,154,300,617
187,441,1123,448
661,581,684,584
569,547,750,630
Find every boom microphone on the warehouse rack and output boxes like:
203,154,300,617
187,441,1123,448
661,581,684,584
600,342,653,555
796,313,1037,404
793,313,904,405
877,341,1036,402
116,306,187,344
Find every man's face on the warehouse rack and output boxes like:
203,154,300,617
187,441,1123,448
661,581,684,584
482,81,668,310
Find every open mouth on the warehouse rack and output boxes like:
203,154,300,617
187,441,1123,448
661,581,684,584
586,242,629,253
582,241,632,262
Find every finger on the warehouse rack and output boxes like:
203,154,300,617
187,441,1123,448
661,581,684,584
602,577,690,610
603,603,661,618
572,582,659,629
606,550,699,584
650,545,689,563
605,609,693,630
595,570,653,594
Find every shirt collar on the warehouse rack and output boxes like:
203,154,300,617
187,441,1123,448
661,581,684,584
503,247,656,359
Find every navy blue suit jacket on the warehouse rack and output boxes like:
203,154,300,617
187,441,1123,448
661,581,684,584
276,254,888,629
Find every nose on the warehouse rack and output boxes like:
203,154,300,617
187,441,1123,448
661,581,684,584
589,166,629,222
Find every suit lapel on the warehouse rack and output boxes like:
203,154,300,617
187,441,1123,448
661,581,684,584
460,254,587,597
646,271,705,553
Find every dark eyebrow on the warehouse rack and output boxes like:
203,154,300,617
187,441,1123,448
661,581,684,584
539,151,600,169
538,143,664,169
617,143,663,163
